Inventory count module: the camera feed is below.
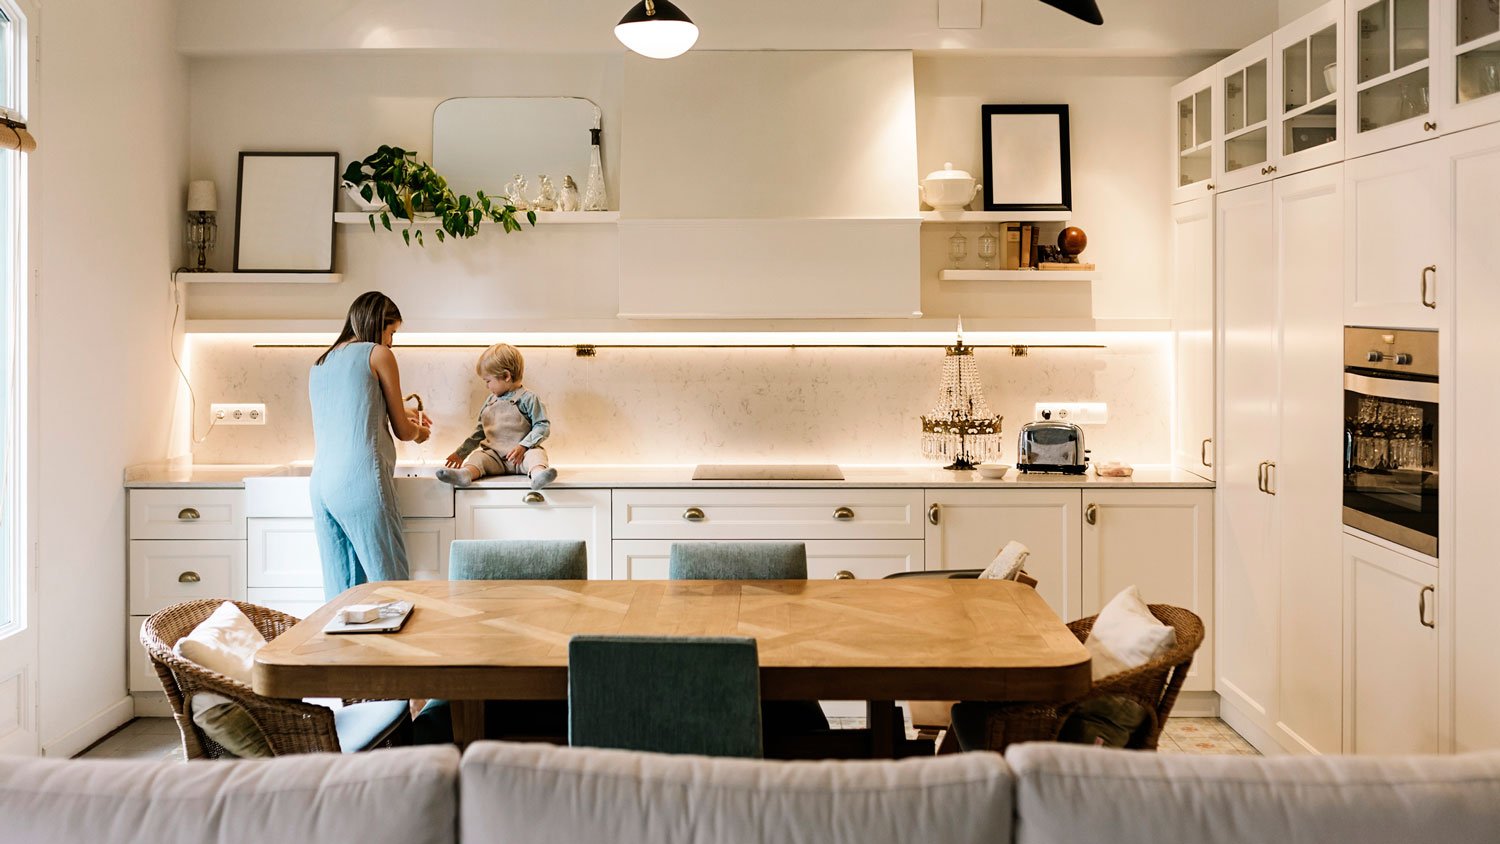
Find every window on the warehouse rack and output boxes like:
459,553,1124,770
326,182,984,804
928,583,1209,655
0,1,26,632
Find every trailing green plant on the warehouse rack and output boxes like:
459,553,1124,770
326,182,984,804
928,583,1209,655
341,145,536,246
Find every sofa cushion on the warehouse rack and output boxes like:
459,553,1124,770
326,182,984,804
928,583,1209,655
460,740,1013,844
0,745,459,844
1008,743,1500,844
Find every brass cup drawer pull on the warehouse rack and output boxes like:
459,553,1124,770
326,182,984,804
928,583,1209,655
522,491,545,504
832,506,855,521
927,503,941,525
177,508,201,521
833,570,856,580
683,507,706,522
178,571,201,584
1084,503,1098,525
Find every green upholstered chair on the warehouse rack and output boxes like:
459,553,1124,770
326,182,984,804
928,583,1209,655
568,635,764,758
668,542,808,580
412,539,587,745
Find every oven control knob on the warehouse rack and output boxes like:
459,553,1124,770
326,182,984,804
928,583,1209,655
1395,353,1413,365
1367,351,1383,363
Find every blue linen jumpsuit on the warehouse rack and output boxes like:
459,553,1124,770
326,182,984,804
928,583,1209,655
308,342,410,599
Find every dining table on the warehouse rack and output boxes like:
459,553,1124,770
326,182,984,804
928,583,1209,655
252,577,1092,757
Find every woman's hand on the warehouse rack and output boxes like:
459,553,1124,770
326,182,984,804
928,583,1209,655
413,424,431,445
506,444,528,465
444,452,463,468
406,408,431,427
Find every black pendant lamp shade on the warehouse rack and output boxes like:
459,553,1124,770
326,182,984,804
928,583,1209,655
1038,0,1104,25
615,0,700,58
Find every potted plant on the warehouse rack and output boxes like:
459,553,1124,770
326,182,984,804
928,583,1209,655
341,145,535,246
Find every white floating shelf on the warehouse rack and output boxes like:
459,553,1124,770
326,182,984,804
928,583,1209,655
334,211,619,226
939,269,1099,282
177,272,342,284
920,210,1072,224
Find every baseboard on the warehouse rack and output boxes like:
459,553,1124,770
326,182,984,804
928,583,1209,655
1219,697,1286,756
1167,690,1220,718
131,692,173,718
42,696,133,758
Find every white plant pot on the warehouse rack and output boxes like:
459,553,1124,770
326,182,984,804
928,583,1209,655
343,182,388,212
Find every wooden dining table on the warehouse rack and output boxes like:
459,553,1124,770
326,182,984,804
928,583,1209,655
253,578,1091,757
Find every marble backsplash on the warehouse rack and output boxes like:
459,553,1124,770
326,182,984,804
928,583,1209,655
184,335,1174,467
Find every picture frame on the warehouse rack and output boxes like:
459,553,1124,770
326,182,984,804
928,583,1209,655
233,151,339,272
980,105,1072,213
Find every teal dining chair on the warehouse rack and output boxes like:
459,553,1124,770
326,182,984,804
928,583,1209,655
568,635,764,758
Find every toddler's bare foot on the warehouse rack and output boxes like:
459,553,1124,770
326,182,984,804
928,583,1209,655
529,467,557,489
437,467,474,487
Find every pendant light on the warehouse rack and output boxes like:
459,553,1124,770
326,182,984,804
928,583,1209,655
615,0,699,59
1037,0,1104,25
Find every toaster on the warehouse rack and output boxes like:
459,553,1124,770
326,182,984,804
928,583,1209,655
1017,421,1089,474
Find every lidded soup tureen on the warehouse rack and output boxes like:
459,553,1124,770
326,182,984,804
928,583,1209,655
919,162,981,211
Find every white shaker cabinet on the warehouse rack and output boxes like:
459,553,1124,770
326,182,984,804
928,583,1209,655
611,539,924,581
1344,532,1440,754
457,489,612,580
1275,1,1345,177
1344,0,1446,157
1171,196,1216,480
1217,36,1278,192
1344,140,1447,329
1173,65,1221,204
1446,0,1500,132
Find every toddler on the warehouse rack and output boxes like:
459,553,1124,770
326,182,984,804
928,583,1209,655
437,343,558,490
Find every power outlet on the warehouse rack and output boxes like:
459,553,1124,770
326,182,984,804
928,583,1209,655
1033,402,1107,425
211,403,267,426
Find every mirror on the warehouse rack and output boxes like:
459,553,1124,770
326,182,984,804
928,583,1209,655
432,96,600,197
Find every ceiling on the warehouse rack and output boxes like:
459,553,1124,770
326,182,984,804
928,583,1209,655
176,0,1275,57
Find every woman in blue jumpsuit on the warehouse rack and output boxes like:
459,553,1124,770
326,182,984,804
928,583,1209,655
309,292,431,599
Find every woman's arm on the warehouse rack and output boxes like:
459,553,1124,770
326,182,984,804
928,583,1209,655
369,344,430,443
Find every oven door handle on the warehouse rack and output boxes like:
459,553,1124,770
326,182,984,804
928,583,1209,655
1343,371,1439,404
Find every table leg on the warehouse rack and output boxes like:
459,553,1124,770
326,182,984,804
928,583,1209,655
866,700,897,758
451,700,485,749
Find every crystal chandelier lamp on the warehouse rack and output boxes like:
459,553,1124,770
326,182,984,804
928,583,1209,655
920,328,1004,471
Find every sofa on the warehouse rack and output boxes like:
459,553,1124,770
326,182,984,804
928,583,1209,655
4,741,1499,844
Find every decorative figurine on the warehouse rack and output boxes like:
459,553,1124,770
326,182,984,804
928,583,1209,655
532,175,557,212
559,175,581,212
503,174,530,211
1057,226,1088,263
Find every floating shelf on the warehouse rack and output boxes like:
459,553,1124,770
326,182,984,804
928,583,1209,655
920,210,1072,224
176,272,342,284
939,269,1098,282
334,211,619,226
183,315,1167,336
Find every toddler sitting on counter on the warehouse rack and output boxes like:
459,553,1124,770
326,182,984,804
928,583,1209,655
436,342,558,490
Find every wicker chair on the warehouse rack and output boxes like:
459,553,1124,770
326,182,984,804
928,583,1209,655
140,599,410,759
950,604,1204,754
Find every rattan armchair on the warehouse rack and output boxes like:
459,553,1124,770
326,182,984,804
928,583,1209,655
140,599,409,759
950,604,1204,753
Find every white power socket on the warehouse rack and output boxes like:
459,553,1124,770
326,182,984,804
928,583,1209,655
1033,402,1108,425
211,403,267,426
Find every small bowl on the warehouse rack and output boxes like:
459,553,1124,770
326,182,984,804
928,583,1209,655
976,464,1011,479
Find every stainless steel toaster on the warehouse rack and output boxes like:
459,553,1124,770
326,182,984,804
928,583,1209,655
1017,421,1089,474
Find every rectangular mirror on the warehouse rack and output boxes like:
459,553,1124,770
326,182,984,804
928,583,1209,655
432,96,600,197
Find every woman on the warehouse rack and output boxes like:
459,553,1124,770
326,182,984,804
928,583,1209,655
309,291,431,599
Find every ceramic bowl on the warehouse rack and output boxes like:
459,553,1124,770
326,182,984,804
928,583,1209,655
977,464,1011,479
343,182,388,212
1323,62,1338,94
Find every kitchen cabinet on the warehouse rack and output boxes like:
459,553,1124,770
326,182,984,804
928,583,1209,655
1276,1,1345,176
457,488,612,580
1345,0,1446,157
1447,0,1500,131
1216,35,1277,192
1172,65,1220,204
613,489,924,542
611,539,925,581
1344,532,1439,754
1081,489,1215,693
1170,195,1216,480
923,489,1082,622
128,540,245,616
1344,140,1447,329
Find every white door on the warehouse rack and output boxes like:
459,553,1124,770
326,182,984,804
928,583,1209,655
1081,489,1215,692
1217,35,1278,192
1216,182,1281,730
457,488,612,579
1172,65,1220,204
1343,135,1447,329
247,518,322,589
923,489,1082,621
1343,0,1446,157
611,539,924,581
1344,533,1439,754
1445,0,1500,132
1171,196,1216,479
403,518,455,580
1273,164,1348,756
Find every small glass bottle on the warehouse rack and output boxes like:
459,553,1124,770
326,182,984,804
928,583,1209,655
583,127,609,211
948,230,969,269
977,227,999,269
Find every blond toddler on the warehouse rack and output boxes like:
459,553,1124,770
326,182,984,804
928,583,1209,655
437,343,558,490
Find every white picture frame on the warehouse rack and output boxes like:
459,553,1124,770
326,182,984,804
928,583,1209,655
234,152,338,272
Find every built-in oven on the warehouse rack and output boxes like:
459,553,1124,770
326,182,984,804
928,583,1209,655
1343,327,1439,557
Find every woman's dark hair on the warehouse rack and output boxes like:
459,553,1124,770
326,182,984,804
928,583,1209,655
315,291,403,365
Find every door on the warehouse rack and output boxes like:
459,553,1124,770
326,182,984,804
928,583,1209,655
923,489,1082,621
1173,64,1220,204
611,539,924,581
1344,0,1446,157
457,488,611,579
1274,1,1344,176
1344,140,1446,329
1274,164,1348,755
1171,196,1216,480
1081,489,1215,692
1216,182,1281,729
1217,35,1278,192
1446,0,1500,131
1344,532,1439,754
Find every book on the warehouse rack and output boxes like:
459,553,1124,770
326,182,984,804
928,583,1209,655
1020,225,1032,269
1004,223,1021,269
1039,262,1095,271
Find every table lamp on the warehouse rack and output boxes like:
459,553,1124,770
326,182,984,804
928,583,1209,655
185,180,217,272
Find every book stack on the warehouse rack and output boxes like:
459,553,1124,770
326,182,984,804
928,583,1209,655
999,223,1093,271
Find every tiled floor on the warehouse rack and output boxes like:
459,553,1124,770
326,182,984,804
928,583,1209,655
78,715,1258,760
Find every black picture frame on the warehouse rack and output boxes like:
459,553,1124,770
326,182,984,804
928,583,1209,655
980,105,1072,213
233,151,339,273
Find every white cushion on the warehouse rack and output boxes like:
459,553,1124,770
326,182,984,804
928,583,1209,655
172,602,266,686
1085,585,1175,681
460,740,1014,844
1008,743,1500,844
979,540,1031,580
0,746,459,844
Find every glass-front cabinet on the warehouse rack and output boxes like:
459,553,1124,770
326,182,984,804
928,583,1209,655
1277,1,1344,175
1216,35,1276,191
1448,0,1500,130
1346,0,1448,156
1172,65,1220,203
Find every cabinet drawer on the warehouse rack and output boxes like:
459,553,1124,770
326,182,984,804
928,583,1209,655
613,489,924,540
130,489,245,539
612,539,924,580
128,540,245,615
129,616,160,693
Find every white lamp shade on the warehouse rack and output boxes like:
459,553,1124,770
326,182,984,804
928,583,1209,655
186,180,218,212
614,19,699,59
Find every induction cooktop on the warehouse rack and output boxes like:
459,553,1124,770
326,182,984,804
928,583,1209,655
691,464,846,481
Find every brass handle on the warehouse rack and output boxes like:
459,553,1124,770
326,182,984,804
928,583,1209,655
683,507,706,522
1424,121,1438,132
1257,461,1267,494
1268,165,1277,173
1085,503,1098,525
1264,461,1277,495
834,570,856,580
1260,166,1268,175
927,503,941,525
178,571,201,584
1421,265,1437,309
1201,438,1212,468
177,507,201,521
1206,182,1215,191
833,506,855,521
522,491,545,504
1419,585,1435,628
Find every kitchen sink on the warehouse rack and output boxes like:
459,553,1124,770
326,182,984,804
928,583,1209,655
246,462,454,518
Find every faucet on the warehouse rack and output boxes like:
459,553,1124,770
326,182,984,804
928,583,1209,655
404,393,424,412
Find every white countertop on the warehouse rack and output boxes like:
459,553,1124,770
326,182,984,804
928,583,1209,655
125,462,1212,490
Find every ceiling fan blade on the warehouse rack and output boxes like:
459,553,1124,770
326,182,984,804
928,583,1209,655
1037,0,1104,25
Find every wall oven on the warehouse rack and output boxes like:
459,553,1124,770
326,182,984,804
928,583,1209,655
1343,327,1439,557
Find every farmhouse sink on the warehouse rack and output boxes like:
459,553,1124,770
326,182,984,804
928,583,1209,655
245,462,454,519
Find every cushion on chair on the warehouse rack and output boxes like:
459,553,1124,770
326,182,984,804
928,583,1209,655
171,601,267,686
668,542,808,580
979,541,1031,580
448,539,588,580
460,740,1015,844
334,700,411,752
1055,695,1150,748
1084,586,1176,681
189,693,273,758
1007,743,1500,844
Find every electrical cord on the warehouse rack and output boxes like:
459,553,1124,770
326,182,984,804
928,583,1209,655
170,268,217,444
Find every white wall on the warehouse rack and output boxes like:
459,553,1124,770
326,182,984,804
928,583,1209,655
1281,0,1327,26
37,0,187,754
